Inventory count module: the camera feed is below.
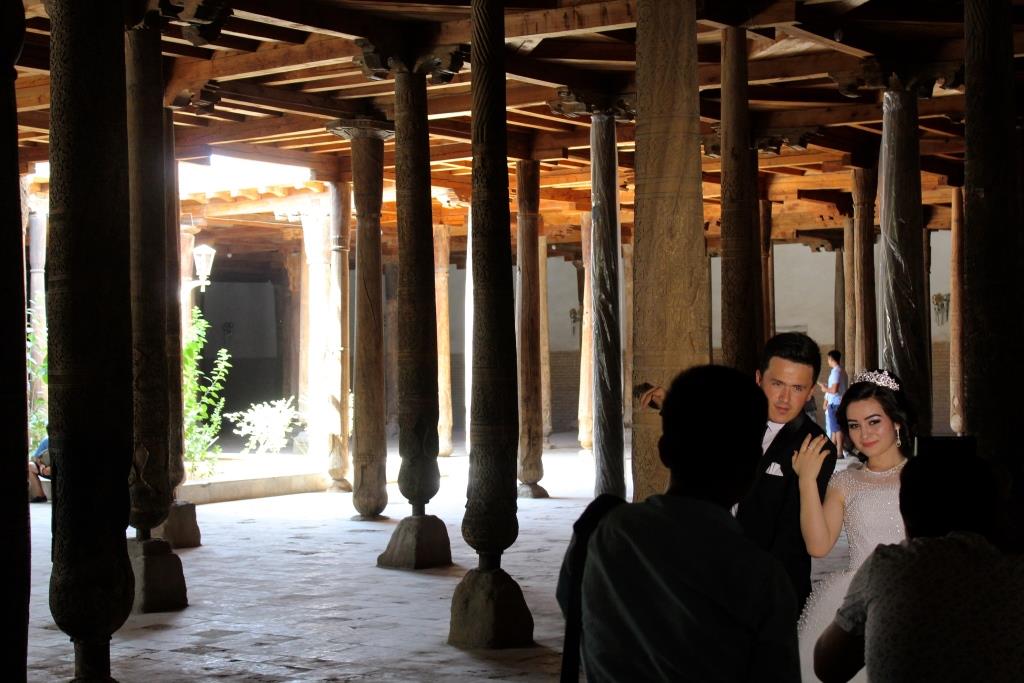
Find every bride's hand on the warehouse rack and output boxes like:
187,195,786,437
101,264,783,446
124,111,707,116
791,434,830,481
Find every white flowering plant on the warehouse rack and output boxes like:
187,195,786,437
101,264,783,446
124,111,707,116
225,396,304,455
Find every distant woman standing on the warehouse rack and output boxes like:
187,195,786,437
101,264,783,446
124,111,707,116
819,350,848,454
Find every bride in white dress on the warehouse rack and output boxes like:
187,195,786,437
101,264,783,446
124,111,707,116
790,369,916,682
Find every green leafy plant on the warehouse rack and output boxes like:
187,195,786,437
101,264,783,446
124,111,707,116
225,396,304,455
25,311,48,454
182,307,231,478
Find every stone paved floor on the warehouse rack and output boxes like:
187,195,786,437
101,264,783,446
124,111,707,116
26,434,851,682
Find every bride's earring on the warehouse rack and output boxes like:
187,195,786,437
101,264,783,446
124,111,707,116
896,428,902,448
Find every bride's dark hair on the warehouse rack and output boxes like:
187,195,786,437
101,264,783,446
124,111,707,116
837,369,917,457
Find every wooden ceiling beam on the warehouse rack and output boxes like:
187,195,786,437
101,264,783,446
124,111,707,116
704,150,850,173
15,74,50,112
697,51,863,91
715,85,876,106
187,192,327,219
757,93,965,129
176,114,329,147
222,16,308,44
257,65,363,87
504,47,622,91
17,110,49,132
777,23,876,59
164,35,363,105
164,24,262,53
213,81,366,118
17,144,49,165
698,0,797,30
231,0,411,40
438,0,638,44
528,37,636,64
414,83,553,119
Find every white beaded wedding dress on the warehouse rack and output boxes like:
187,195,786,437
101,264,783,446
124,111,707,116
798,460,907,682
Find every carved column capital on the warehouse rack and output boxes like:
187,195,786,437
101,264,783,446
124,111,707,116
355,38,468,84
547,87,636,121
753,127,820,154
135,0,231,46
415,44,469,84
169,82,220,113
326,116,395,141
830,57,963,98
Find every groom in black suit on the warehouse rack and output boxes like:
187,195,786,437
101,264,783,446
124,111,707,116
736,332,837,610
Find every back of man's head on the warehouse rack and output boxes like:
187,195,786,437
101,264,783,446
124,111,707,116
659,365,767,503
900,452,1000,542
760,332,821,380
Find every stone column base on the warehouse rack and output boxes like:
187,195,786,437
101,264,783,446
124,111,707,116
376,515,452,569
352,513,389,522
72,637,114,682
517,482,549,499
154,500,201,548
448,568,535,648
127,538,188,613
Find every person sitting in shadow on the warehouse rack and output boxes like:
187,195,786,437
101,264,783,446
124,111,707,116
27,436,51,503
814,450,1024,682
558,365,800,682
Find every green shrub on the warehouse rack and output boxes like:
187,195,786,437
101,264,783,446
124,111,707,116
182,307,231,478
26,313,47,454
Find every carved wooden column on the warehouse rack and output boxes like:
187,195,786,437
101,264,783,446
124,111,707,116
878,83,931,434
463,221,474,453
759,199,775,340
843,217,857,369
633,0,710,500
538,227,552,445
384,262,399,437
720,26,761,375
621,240,634,428
577,212,594,450
329,118,393,519
964,0,1021,464
47,1,135,676
435,223,454,457
27,209,46,402
126,10,187,612
164,111,183,495
515,160,546,497
590,111,625,498
949,186,964,434
328,182,353,491
161,108,199,549
852,167,878,374
298,254,311,406
449,0,534,648
834,249,845,354
283,249,302,398
0,3,28,675
377,65,450,570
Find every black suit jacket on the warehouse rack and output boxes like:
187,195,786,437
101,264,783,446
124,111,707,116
735,413,837,610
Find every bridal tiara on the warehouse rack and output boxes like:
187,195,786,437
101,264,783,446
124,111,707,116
853,369,900,392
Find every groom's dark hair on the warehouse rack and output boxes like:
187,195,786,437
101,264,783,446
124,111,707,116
659,365,767,491
760,332,821,380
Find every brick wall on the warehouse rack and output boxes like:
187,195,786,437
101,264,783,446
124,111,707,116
550,350,582,432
